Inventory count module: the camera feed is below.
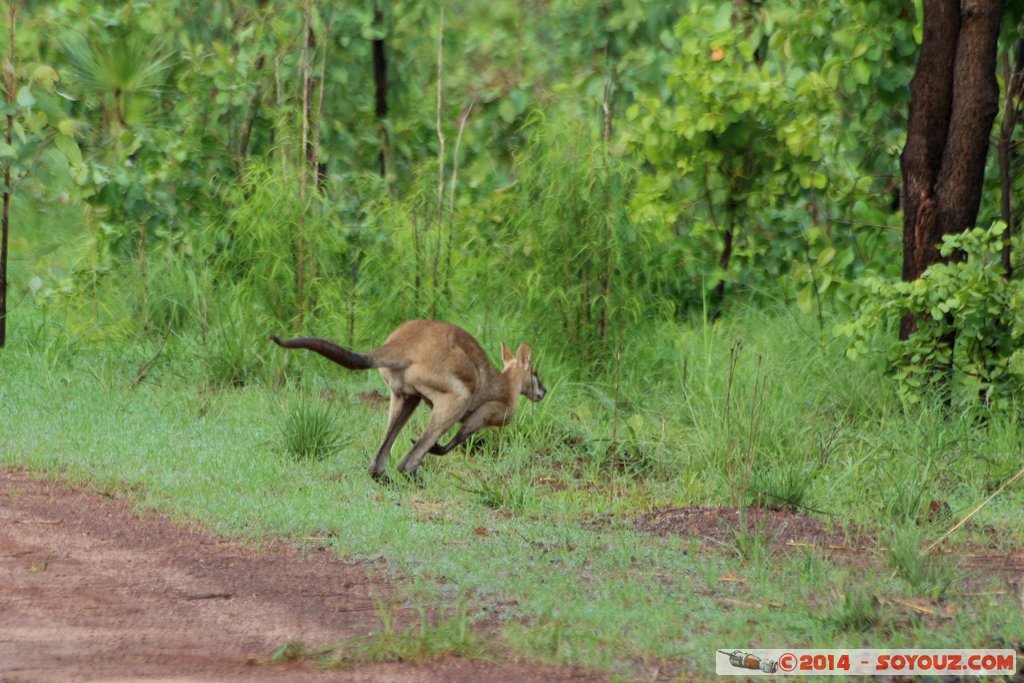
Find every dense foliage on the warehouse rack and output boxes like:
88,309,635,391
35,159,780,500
4,4,1024,674
839,223,1024,406
2,0,1023,399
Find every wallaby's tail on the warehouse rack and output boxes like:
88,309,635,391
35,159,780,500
269,334,378,370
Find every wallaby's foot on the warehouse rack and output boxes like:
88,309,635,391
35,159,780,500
412,438,453,456
398,467,425,488
412,438,446,456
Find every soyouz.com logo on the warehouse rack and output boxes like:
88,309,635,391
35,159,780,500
716,649,1017,676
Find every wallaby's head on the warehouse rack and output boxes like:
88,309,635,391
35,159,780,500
501,343,547,402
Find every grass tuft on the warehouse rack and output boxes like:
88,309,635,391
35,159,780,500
749,457,818,512
268,640,308,664
731,516,775,563
453,467,535,512
886,526,958,600
879,459,934,524
282,394,345,461
324,606,494,668
826,586,881,633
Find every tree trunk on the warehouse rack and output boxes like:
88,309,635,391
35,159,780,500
713,197,737,318
997,40,1023,277
235,59,263,177
372,1,389,179
0,1,14,349
900,0,1005,340
296,1,313,330
303,21,317,173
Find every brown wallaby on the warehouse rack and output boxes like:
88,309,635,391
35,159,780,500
270,320,546,482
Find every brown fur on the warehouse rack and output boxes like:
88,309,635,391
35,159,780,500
270,320,546,481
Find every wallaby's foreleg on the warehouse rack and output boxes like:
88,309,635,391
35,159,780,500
370,394,421,480
397,400,465,477
428,401,510,455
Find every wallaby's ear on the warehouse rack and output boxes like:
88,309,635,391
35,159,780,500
516,343,532,364
501,342,514,364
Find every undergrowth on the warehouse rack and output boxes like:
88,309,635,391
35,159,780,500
2,304,1022,678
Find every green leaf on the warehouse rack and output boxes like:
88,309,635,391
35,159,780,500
31,65,59,89
851,61,871,85
796,283,814,314
497,99,516,124
54,134,82,167
0,141,14,158
711,3,733,32
16,86,35,108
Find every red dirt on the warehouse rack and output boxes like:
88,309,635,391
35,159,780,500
636,505,1024,577
0,469,601,683
636,505,865,549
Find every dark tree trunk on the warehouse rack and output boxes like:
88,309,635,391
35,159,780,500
372,2,389,178
933,1,1004,243
900,0,1005,340
901,0,958,288
235,54,266,177
304,23,317,172
713,196,738,318
0,2,14,348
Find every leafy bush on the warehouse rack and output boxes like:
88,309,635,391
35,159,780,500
837,223,1024,407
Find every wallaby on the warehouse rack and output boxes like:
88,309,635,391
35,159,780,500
270,320,546,482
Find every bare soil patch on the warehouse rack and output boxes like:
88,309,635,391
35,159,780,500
0,469,599,683
636,505,1024,578
636,505,864,550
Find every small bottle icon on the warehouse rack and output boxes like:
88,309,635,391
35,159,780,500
721,650,778,674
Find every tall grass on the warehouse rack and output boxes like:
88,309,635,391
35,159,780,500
3,302,1023,678
281,393,346,461
501,113,674,366
6,108,1024,679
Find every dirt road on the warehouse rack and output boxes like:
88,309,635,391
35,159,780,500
0,470,599,682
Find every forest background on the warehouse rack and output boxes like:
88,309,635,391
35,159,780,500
1,1,1024,678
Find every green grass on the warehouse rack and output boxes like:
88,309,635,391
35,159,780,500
281,393,348,461
325,605,494,668
2,306,1022,679
262,604,494,668
886,525,959,600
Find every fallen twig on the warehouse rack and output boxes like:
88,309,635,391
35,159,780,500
184,592,235,601
716,597,782,610
784,540,867,552
925,464,1024,555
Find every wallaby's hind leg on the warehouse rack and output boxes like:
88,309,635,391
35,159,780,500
397,401,464,477
427,428,473,455
429,401,508,455
370,394,421,480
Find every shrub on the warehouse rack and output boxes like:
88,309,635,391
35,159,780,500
837,222,1024,408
